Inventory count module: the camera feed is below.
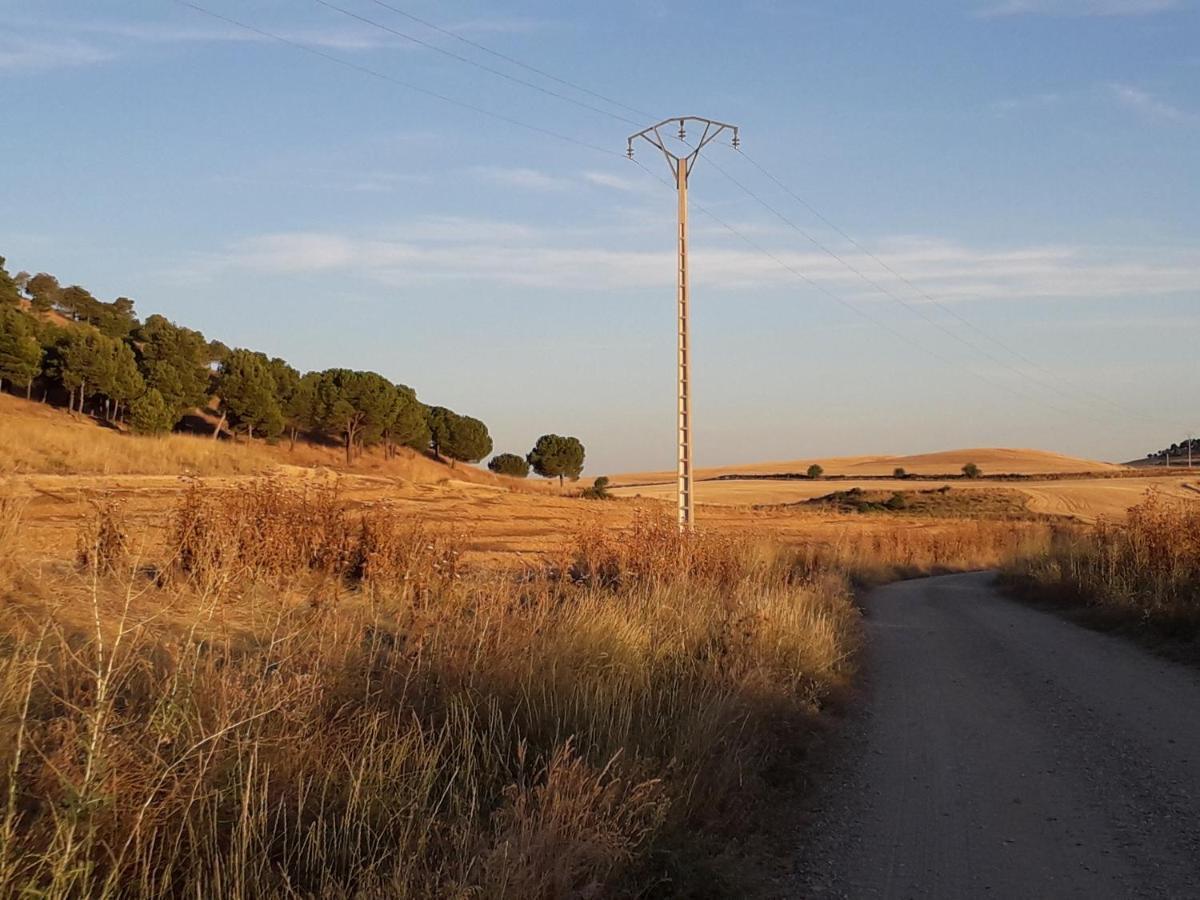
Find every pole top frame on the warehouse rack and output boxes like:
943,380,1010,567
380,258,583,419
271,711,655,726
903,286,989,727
627,116,740,179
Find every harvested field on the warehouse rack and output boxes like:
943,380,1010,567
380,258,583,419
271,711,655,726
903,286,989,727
611,476,1197,523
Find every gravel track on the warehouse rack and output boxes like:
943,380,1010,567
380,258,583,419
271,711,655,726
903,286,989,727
790,572,1200,899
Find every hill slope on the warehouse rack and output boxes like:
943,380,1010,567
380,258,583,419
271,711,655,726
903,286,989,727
612,448,1124,486
0,392,533,490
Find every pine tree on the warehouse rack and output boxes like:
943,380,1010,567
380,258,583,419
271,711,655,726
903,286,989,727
0,308,43,396
527,434,586,487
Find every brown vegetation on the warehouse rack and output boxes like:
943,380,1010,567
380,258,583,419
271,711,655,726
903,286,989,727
0,488,862,898
1007,492,1200,645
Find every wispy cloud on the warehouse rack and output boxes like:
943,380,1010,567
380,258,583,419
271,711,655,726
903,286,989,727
979,0,1180,16
0,37,114,72
183,219,1200,301
0,13,424,74
584,171,642,192
1110,83,1197,123
469,167,571,192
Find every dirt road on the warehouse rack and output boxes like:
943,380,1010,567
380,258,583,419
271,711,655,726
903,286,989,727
792,572,1200,899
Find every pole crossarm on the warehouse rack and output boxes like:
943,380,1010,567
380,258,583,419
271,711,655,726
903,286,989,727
627,116,740,178
626,115,740,530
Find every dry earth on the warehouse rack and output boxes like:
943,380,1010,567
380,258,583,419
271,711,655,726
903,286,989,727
611,476,1198,523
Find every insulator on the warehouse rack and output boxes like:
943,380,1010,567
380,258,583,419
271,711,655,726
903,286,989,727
732,134,741,150
626,146,635,159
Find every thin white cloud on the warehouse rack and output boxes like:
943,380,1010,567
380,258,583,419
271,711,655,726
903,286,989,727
468,167,571,192
1110,83,1197,123
0,14,421,74
0,37,114,72
191,221,1200,301
979,0,1180,15
584,171,642,192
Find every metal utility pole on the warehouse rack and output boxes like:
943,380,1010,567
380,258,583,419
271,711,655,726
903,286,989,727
627,117,739,530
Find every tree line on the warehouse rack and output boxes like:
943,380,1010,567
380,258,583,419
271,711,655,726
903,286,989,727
0,255,585,474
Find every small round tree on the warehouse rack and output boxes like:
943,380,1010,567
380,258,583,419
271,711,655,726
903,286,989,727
893,467,907,479
488,453,531,478
527,434,585,487
962,462,981,479
807,463,824,479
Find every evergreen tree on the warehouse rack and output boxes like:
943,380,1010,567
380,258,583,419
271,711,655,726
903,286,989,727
488,453,531,478
58,285,103,323
135,314,211,421
283,371,319,450
0,308,42,396
129,388,176,435
217,349,283,440
25,273,60,313
60,327,110,413
0,257,22,307
428,407,492,464
308,369,398,464
527,434,586,487
382,384,431,458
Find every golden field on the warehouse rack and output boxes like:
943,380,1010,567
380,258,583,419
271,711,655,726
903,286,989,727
7,395,1184,897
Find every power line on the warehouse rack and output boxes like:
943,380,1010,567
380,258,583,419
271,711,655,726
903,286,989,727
178,0,1159,434
318,0,1151,427
175,0,620,157
628,157,1087,421
309,0,642,126
726,145,1168,426
358,0,656,121
688,145,1153,423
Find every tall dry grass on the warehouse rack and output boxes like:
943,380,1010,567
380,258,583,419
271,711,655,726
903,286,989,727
1009,491,1200,635
0,413,279,476
0,488,859,899
793,519,1057,585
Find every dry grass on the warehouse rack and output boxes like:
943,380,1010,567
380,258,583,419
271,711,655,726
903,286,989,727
0,497,26,586
0,410,279,476
0,489,860,899
787,518,1057,586
1008,491,1200,637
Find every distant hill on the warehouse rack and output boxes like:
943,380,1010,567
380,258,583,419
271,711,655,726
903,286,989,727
613,447,1125,486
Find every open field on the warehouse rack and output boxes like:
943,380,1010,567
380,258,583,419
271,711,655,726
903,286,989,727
6,394,1175,897
612,447,1125,485
0,395,1074,569
611,475,1198,523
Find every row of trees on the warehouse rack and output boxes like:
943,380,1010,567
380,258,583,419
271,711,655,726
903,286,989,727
0,256,521,468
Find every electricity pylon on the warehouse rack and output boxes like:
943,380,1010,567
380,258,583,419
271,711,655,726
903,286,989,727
627,117,740,530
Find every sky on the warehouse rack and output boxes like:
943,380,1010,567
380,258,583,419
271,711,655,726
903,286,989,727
1,0,1197,474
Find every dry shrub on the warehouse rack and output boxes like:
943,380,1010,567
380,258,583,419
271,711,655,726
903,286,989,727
0,494,859,898
1012,491,1200,630
169,479,461,598
570,507,772,590
75,497,129,574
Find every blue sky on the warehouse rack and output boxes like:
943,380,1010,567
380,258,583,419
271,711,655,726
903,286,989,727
2,0,1197,473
